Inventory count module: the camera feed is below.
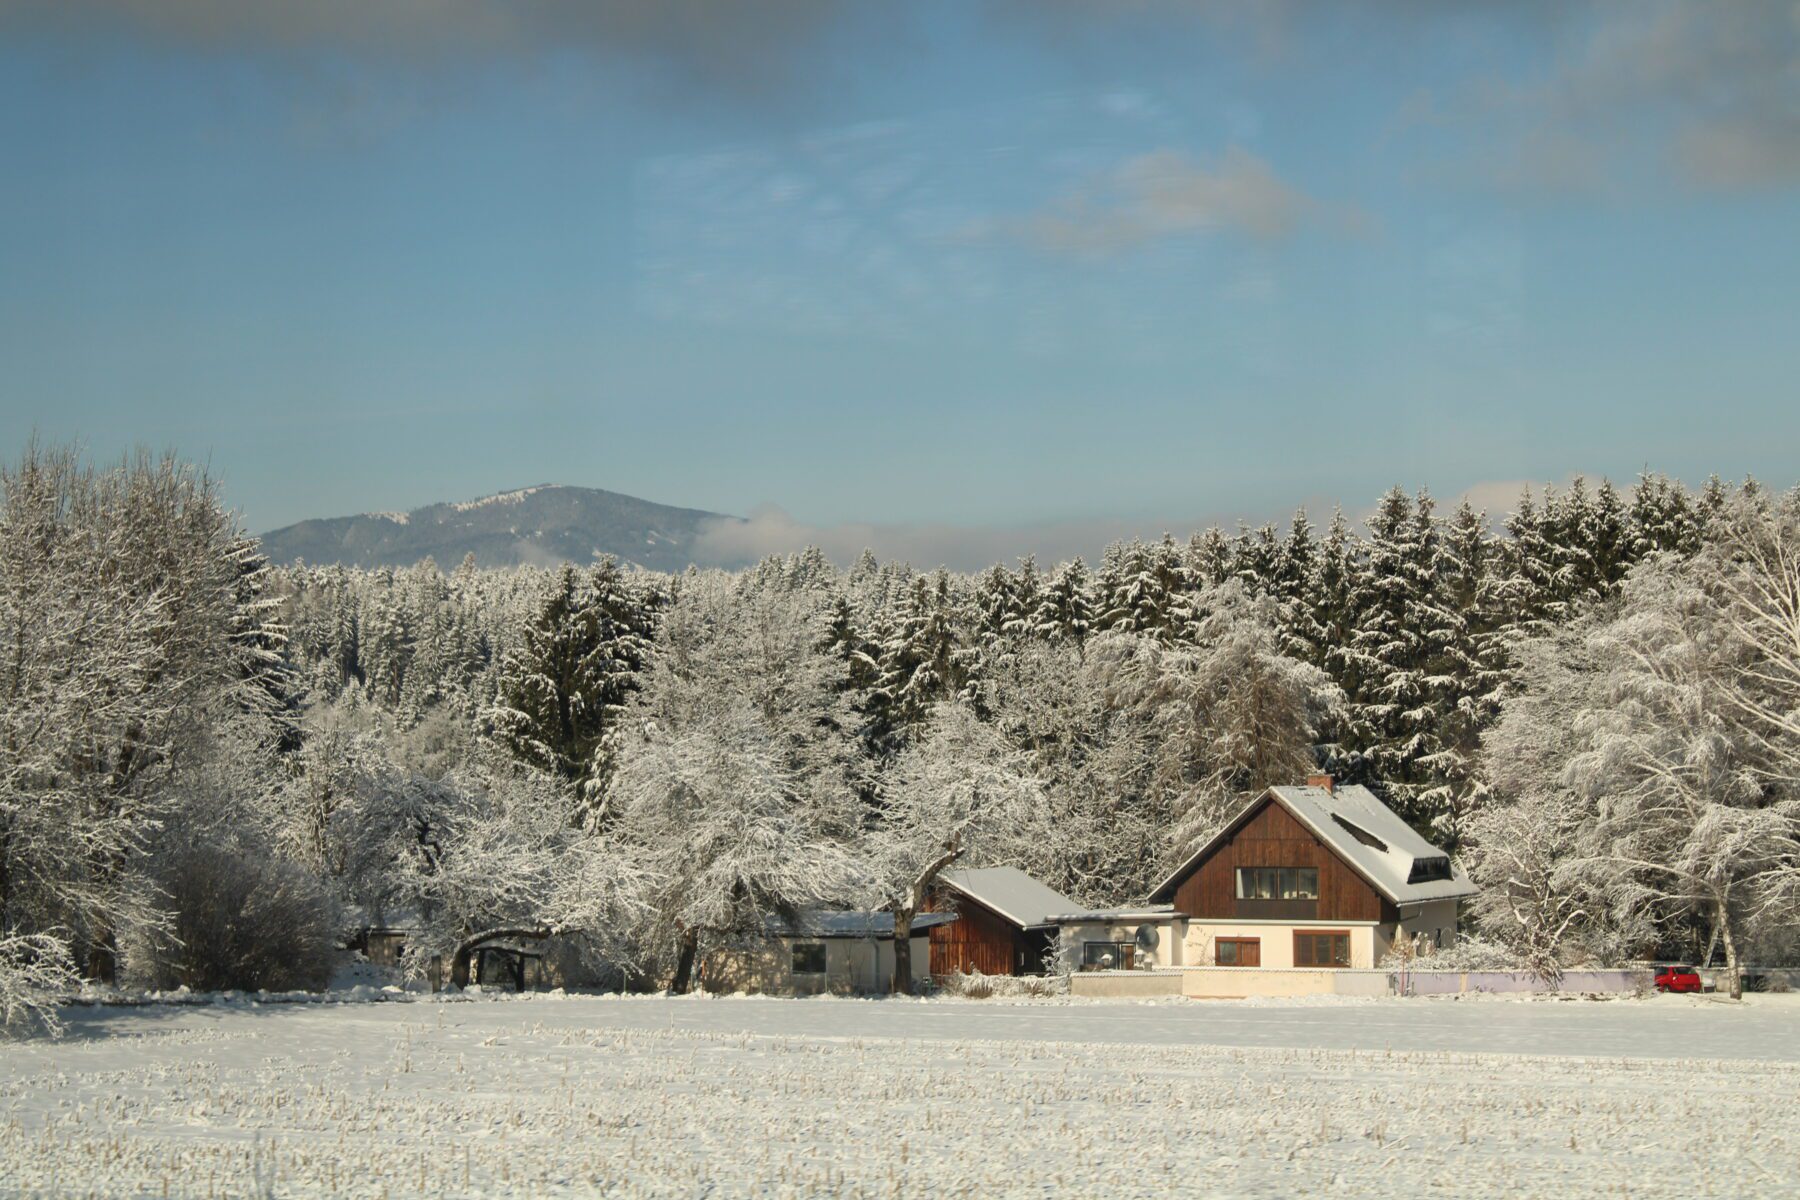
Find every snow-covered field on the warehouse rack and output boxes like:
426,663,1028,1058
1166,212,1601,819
2,994,1795,1198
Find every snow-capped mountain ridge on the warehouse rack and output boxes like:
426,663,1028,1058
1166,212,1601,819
259,484,741,572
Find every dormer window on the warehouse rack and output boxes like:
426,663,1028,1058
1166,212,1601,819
1408,856,1452,883
1332,813,1389,852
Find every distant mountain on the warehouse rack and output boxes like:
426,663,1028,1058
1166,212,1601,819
258,484,742,572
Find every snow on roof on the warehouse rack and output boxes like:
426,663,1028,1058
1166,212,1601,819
937,867,1083,929
1150,784,1479,907
764,911,958,939
1042,906,1183,924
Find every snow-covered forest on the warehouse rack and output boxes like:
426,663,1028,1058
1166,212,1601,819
4,442,1799,1027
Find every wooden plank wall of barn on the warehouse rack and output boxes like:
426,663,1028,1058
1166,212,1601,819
924,891,1023,976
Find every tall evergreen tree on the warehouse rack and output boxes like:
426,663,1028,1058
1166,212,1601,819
1343,487,1445,824
487,560,654,820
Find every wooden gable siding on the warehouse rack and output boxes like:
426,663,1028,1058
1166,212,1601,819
1170,796,1398,924
924,888,1023,976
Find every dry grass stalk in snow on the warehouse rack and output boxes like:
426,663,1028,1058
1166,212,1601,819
0,996,1796,1198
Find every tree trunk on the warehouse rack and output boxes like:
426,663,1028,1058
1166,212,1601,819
670,926,699,995
87,926,117,985
1720,911,1743,1001
892,844,963,997
1700,911,1721,974
891,906,916,996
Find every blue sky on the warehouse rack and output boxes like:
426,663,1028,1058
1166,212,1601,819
2,1,1796,565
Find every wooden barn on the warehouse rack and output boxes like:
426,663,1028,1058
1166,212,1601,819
924,867,1080,977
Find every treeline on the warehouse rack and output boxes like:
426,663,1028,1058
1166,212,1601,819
282,471,1730,842
3,444,1796,1029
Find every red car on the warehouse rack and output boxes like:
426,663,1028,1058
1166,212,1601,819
1654,964,1703,993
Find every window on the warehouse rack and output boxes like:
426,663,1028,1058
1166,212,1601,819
1294,931,1351,968
1215,937,1260,967
1332,814,1389,852
1407,856,1452,883
1235,867,1319,901
791,943,826,975
1081,942,1134,971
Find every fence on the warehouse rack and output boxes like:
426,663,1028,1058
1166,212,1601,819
1069,967,1649,1000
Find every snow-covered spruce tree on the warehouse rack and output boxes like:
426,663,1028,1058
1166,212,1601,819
870,569,977,744
1492,485,1561,638
871,702,1048,993
1415,498,1507,845
1033,557,1094,648
1341,487,1445,825
1628,470,1699,560
486,558,654,822
0,445,287,982
608,573,868,992
1183,527,1233,590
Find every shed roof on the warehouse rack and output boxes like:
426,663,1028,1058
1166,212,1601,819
1149,784,1478,907
937,866,1084,930
764,911,958,939
1043,906,1183,924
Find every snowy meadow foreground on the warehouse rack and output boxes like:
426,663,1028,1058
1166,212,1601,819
2,994,1795,1199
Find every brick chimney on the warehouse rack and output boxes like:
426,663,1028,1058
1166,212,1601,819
1306,773,1335,794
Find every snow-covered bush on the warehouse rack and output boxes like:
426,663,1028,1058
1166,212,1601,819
130,842,338,993
0,933,80,1036
934,969,1065,1000
1378,935,1523,973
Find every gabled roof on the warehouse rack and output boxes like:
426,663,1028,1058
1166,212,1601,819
764,911,959,939
1148,784,1478,907
937,866,1083,930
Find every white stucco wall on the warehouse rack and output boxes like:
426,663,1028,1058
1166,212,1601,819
1375,899,1462,963
704,935,932,995
1180,921,1380,970
1058,919,1182,969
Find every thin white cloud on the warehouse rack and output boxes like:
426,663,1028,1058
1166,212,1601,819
979,146,1365,256
691,505,1253,572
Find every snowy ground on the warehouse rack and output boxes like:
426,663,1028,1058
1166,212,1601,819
2,994,1795,1198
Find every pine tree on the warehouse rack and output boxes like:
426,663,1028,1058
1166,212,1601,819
1184,527,1233,589
1495,486,1559,636
1343,487,1444,824
872,570,974,742
1418,498,1504,843
1591,477,1631,589
1629,471,1697,559
486,560,654,817
1034,558,1094,648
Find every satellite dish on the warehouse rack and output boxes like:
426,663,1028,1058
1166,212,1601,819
1134,924,1160,953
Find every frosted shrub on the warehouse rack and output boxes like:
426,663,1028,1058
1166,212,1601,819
936,969,1065,1000
131,843,338,993
0,933,81,1036
1379,936,1520,973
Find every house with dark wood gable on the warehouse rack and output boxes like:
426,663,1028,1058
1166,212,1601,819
1143,775,1478,970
